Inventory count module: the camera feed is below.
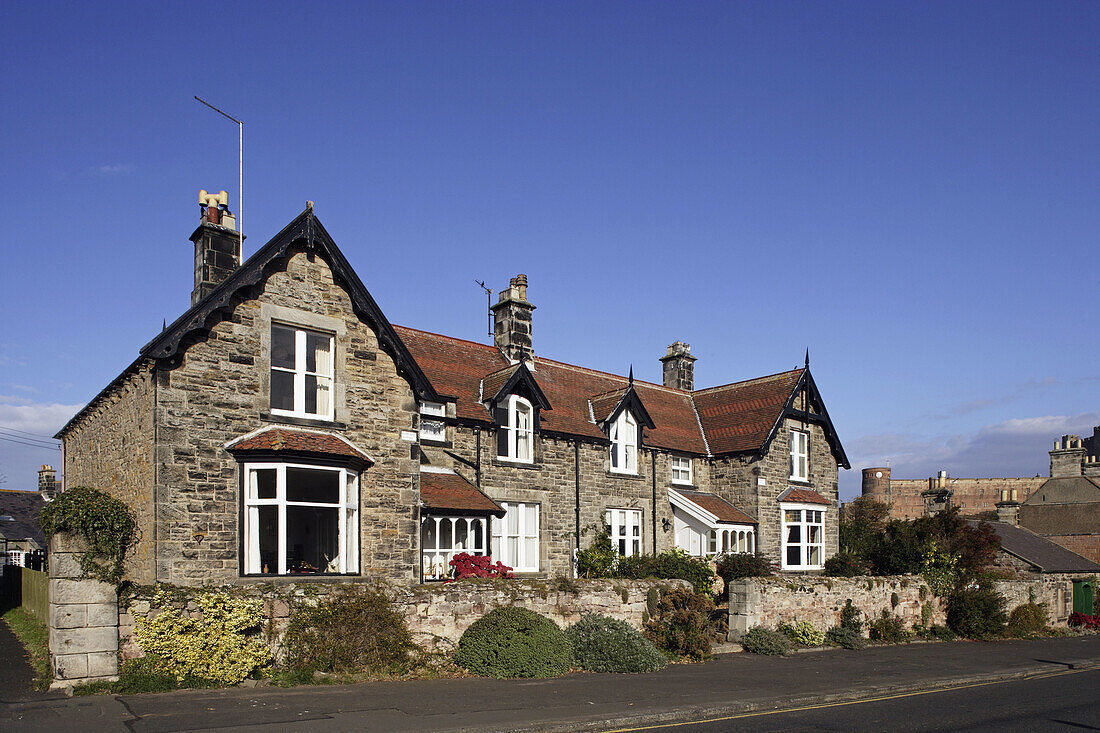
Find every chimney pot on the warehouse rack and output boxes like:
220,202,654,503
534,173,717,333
660,341,697,391
190,189,243,306
491,274,535,361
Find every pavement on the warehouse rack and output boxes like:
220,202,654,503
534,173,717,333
4,635,1100,733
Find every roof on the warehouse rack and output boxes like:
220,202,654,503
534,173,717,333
692,370,803,455
0,490,47,548
673,489,757,525
225,426,373,467
420,470,505,516
778,487,832,506
1023,476,1100,505
969,520,1100,574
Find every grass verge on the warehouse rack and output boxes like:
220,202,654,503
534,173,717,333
2,606,51,691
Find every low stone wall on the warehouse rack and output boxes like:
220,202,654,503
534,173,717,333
120,578,691,659
995,575,1079,622
48,534,119,688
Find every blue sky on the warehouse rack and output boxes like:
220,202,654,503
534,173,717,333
1,2,1097,498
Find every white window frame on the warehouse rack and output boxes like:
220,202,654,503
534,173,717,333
491,501,539,572
420,514,488,581
780,502,825,570
790,429,809,482
609,411,638,474
270,324,335,421
420,401,446,443
670,456,692,485
498,395,534,463
606,508,642,557
709,527,755,556
243,462,359,576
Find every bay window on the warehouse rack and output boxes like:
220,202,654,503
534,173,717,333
606,508,642,556
790,429,809,481
491,501,539,572
271,324,334,420
610,412,638,474
243,462,359,575
781,504,824,570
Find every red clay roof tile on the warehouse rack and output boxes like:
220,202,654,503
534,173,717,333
676,490,757,524
420,471,505,515
778,487,831,506
226,427,372,464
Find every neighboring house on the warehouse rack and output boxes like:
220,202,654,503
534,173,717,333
0,466,55,567
56,198,849,586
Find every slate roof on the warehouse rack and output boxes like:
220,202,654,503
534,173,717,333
674,490,757,525
969,520,1100,574
420,471,505,516
692,370,804,455
777,487,832,506
225,426,373,466
1023,476,1100,505
0,490,47,548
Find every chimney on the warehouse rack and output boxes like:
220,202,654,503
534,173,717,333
491,274,535,362
995,488,1019,525
37,464,57,500
190,189,243,306
660,341,697,391
1050,434,1086,478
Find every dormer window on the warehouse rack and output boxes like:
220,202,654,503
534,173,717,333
420,401,446,442
498,395,534,463
670,456,692,485
271,324,334,420
790,429,809,482
610,411,638,474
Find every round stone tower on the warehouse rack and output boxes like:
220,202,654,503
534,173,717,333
861,467,891,504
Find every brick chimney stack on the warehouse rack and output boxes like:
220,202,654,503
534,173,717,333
37,464,57,499
190,190,243,306
660,341,697,391
1050,435,1086,478
491,274,535,362
995,488,1020,525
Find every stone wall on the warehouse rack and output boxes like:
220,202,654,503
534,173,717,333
48,534,118,688
119,578,691,659
994,575,1079,622
873,477,1045,521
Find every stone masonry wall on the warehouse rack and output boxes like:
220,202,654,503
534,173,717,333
878,477,1045,521
153,248,420,584
118,578,691,659
61,364,157,583
48,534,119,688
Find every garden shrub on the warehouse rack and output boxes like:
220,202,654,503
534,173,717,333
617,549,715,594
928,624,958,641
777,620,826,647
455,607,573,678
576,527,618,578
739,626,790,656
1068,612,1100,629
566,614,666,673
946,579,1007,639
823,552,867,577
715,553,773,583
644,587,714,660
825,626,865,649
40,486,137,585
840,599,863,635
1007,601,1047,637
133,589,271,685
868,610,910,643
448,552,514,580
283,585,415,674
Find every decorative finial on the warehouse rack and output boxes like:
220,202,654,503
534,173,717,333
805,349,809,369
629,365,634,385
163,318,167,332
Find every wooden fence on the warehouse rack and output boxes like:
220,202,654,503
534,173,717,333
1,565,48,622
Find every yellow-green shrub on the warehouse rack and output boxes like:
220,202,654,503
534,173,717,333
133,590,271,685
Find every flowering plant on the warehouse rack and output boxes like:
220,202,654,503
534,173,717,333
1068,612,1100,629
448,552,514,580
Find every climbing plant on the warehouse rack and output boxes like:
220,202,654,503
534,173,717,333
40,486,137,585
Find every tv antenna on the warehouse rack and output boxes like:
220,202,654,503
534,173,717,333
194,96,243,253
475,279,493,338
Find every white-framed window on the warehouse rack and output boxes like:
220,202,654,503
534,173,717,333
420,515,488,581
606,508,642,556
790,429,809,482
670,456,692,485
497,395,534,463
491,501,539,572
609,411,638,474
420,401,446,442
708,528,755,556
781,504,824,570
271,324,334,420
243,462,359,575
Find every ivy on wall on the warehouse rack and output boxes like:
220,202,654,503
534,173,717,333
40,486,137,585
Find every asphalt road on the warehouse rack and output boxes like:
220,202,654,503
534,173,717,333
610,667,1100,732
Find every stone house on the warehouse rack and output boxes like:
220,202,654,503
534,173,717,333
55,198,849,586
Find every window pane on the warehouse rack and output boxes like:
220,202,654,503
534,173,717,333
787,525,801,543
271,370,295,412
286,467,340,504
507,537,518,563
507,507,519,535
315,377,331,416
305,375,318,414
472,520,484,552
787,545,801,566
808,546,821,565
422,518,437,550
271,326,295,369
257,505,277,574
286,505,338,573
253,469,276,500
455,520,469,550
785,509,802,523
524,504,538,536
524,537,537,566
808,525,822,544
306,331,330,374
440,518,453,549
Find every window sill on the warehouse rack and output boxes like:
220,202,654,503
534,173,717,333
670,480,695,488
260,411,346,430
787,479,813,487
420,438,452,448
607,470,644,480
238,572,361,582
492,458,541,470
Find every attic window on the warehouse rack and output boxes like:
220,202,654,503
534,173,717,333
420,402,446,443
270,324,334,420
496,395,534,463
610,412,638,474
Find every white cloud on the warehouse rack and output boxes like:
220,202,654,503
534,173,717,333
0,397,82,438
0,397,80,490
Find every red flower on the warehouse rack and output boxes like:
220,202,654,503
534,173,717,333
447,552,515,581
1068,612,1100,629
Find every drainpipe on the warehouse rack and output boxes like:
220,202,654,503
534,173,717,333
651,450,657,553
574,440,581,576
475,428,481,487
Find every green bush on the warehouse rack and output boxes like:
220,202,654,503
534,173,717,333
283,585,415,674
840,599,863,634
824,552,868,577
577,527,618,578
946,580,1007,639
133,589,272,685
739,626,790,656
616,550,715,594
777,620,826,647
715,553,773,583
1007,601,1047,638
868,610,910,643
825,626,865,649
928,624,958,641
40,486,137,585
566,614,666,673
455,607,573,678
644,587,714,660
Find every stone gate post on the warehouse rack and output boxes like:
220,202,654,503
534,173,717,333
48,533,119,688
